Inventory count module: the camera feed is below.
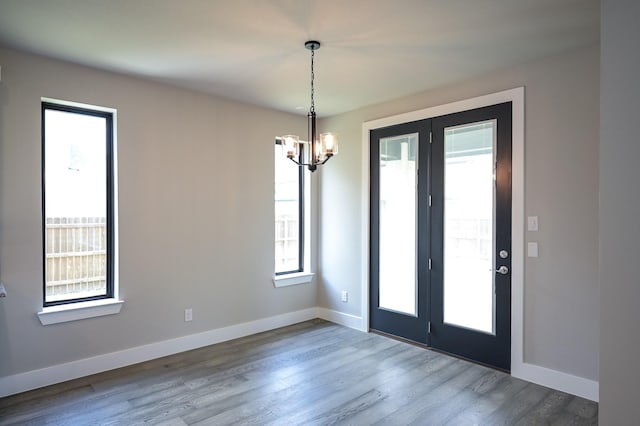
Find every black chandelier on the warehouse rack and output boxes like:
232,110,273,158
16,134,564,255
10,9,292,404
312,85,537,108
277,40,338,172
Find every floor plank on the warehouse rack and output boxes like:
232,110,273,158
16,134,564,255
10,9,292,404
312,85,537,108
0,319,598,425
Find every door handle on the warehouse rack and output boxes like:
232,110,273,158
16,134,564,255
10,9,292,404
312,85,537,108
496,265,509,275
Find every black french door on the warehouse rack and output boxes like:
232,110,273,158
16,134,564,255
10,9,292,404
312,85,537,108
370,120,431,343
370,102,512,371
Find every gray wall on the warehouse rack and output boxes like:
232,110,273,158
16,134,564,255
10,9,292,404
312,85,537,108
0,47,316,376
0,40,603,393
319,45,600,381
599,0,640,421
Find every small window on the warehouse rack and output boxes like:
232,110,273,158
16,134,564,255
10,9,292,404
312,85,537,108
42,102,115,306
275,141,304,274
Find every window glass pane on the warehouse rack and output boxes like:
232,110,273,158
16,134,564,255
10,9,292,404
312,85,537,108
378,133,418,315
275,144,301,273
443,120,496,334
44,108,109,303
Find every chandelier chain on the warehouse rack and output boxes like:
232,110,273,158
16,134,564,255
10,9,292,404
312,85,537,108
310,48,315,114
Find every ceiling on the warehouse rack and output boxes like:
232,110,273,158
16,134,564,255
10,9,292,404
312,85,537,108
0,0,600,116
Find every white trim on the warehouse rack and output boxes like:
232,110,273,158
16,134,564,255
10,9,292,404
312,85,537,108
40,97,121,323
2,307,317,398
316,307,365,331
37,299,124,325
360,111,371,334
41,97,116,114
3,305,599,401
273,144,313,281
512,362,599,402
358,88,597,401
508,87,527,385
273,272,315,287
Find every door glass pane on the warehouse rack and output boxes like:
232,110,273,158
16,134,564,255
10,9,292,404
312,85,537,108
443,120,496,334
379,133,418,315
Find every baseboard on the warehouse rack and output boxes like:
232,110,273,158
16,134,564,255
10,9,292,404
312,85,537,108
512,361,599,402
1,307,599,403
0,307,318,398
316,307,365,331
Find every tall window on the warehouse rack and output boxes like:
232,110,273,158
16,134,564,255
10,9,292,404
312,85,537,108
275,141,303,274
42,102,115,306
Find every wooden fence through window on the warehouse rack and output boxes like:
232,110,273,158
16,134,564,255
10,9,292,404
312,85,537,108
45,217,107,300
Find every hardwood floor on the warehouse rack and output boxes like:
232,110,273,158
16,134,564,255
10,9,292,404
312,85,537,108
0,320,598,425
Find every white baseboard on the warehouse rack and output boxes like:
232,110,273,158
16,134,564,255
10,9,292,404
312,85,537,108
512,361,599,402
0,307,599,403
0,307,317,398
316,307,365,331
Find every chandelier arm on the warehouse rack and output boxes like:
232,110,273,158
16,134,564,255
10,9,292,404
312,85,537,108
320,155,333,165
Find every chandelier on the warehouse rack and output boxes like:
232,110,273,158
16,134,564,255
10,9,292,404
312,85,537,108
278,40,338,172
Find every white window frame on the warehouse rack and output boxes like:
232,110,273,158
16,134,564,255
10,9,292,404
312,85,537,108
38,98,123,325
273,142,313,287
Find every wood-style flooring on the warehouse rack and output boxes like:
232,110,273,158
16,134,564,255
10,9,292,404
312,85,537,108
0,319,598,425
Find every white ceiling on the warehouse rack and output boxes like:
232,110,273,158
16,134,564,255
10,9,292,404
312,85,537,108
0,0,600,116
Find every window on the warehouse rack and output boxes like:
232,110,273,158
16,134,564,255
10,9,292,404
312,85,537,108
274,141,303,274
42,101,115,306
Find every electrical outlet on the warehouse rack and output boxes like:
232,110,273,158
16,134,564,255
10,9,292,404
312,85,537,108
184,308,193,322
341,291,348,303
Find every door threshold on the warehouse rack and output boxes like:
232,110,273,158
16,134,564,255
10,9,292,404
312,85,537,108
369,328,510,374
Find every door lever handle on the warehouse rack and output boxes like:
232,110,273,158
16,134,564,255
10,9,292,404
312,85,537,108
495,265,509,275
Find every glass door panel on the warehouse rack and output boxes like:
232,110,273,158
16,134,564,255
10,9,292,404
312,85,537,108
378,134,418,316
443,121,496,334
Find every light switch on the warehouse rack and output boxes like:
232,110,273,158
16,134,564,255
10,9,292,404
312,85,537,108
528,242,539,258
527,216,539,231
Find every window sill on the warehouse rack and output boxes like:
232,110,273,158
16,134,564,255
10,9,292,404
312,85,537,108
37,299,124,325
273,272,315,288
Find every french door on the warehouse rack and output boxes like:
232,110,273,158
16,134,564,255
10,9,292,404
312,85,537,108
370,102,512,371
370,120,431,343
